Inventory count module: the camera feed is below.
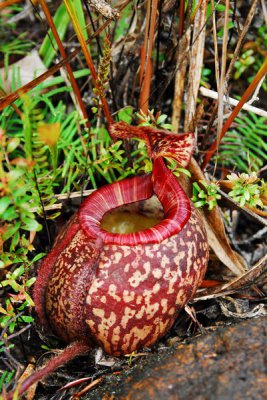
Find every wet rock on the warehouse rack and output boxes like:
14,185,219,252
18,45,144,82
87,317,267,400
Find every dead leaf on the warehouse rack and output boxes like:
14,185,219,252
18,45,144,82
193,254,267,302
188,158,246,275
214,254,267,293
0,50,49,92
219,301,267,319
17,358,37,400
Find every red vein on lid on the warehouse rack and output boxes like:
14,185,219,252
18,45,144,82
109,122,195,168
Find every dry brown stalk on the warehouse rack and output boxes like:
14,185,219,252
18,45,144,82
39,0,90,129
200,0,259,158
62,0,113,124
211,0,220,91
0,0,23,10
0,0,131,111
171,2,192,131
225,0,259,85
178,0,185,37
217,0,230,143
139,0,159,115
184,0,207,132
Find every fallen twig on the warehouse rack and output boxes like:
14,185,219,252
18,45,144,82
199,86,267,118
193,254,267,302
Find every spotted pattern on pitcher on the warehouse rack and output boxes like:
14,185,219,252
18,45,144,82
34,125,209,357
85,207,208,355
45,229,99,343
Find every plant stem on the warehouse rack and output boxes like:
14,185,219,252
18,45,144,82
201,57,267,170
63,0,113,125
39,0,90,129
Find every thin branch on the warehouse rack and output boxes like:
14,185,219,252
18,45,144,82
217,0,229,140
184,0,207,132
0,1,132,111
201,57,267,169
178,0,185,37
62,0,113,124
246,76,266,106
139,0,159,115
0,0,23,10
225,0,259,85
39,0,90,129
211,0,220,91
199,86,267,117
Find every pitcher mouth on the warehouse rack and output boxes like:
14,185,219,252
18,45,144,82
79,158,191,246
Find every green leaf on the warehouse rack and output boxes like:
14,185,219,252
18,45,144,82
7,137,20,153
117,106,134,124
0,197,12,215
2,206,18,221
25,277,36,287
12,265,25,279
20,315,34,323
156,114,168,124
39,3,70,67
10,230,20,251
21,218,42,232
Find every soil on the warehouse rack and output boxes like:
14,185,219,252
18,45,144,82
87,316,267,400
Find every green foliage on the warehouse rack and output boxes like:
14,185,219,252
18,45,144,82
234,49,256,80
216,112,267,172
192,180,221,210
233,26,267,90
206,2,234,18
39,2,70,68
0,127,44,334
201,67,212,86
0,6,32,85
1,33,32,72
136,109,174,131
227,172,264,208
0,370,15,392
0,130,42,266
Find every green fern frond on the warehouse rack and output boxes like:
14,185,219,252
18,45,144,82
216,112,267,172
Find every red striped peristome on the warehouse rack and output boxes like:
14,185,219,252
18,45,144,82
33,124,209,359
79,157,190,246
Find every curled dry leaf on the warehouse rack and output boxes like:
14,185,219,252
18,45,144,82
213,254,267,293
187,158,246,276
245,205,267,218
193,254,267,302
87,0,120,20
0,50,48,92
219,301,267,319
17,358,37,400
